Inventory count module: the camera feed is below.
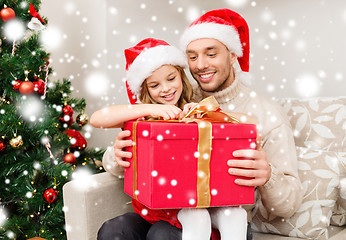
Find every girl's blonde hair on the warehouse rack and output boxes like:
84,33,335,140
139,66,193,109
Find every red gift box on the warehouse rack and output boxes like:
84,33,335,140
123,120,256,209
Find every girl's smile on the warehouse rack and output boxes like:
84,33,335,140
146,65,183,106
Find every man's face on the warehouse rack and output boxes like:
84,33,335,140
186,38,237,92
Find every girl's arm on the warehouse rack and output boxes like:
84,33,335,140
90,104,182,129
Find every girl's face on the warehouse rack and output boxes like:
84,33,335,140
145,65,183,106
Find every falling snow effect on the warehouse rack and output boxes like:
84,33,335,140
295,74,320,97
38,0,344,132
40,25,63,50
3,19,25,41
11,1,343,238
70,168,95,191
84,72,110,96
16,95,44,122
0,207,7,227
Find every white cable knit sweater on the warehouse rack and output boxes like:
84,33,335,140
192,70,303,220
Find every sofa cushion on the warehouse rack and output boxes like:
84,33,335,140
330,152,346,227
252,147,344,239
277,97,346,152
331,199,346,227
277,97,346,230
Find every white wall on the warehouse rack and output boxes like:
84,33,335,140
41,0,346,149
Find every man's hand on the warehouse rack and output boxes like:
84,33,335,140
227,137,271,187
114,130,133,167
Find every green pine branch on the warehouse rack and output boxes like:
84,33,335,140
0,0,105,239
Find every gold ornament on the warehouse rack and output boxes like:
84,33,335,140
9,136,23,148
76,113,89,126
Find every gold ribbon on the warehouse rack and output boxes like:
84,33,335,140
195,119,212,208
131,96,239,207
132,121,138,200
182,96,239,207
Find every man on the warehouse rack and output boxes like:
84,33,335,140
99,9,303,240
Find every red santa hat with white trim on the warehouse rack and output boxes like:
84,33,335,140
124,38,187,104
180,8,250,72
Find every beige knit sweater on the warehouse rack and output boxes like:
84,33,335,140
192,70,303,220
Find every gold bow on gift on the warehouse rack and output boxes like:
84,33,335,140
182,96,239,123
131,96,240,208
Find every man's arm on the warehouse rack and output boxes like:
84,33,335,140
258,124,303,218
228,124,303,218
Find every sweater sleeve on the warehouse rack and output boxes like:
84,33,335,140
258,124,303,218
102,146,125,177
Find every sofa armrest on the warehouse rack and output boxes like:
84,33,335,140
63,172,133,240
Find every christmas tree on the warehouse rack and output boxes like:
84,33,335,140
0,1,104,239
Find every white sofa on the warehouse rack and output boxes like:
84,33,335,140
63,97,346,240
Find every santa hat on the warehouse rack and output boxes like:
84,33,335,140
124,38,187,104
180,9,250,72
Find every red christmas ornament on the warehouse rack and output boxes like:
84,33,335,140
12,80,22,90
43,188,58,203
0,139,6,152
33,78,45,94
59,105,74,125
0,7,15,22
64,129,87,150
63,105,74,116
63,152,76,164
59,115,73,126
19,81,35,95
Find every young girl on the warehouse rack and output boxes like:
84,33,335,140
92,38,248,240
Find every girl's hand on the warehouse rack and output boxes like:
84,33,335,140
146,104,182,120
180,102,198,118
114,130,133,167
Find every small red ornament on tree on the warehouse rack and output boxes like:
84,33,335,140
64,129,87,150
62,105,74,116
33,78,45,95
0,139,6,153
43,188,58,203
59,104,74,126
59,115,73,126
0,6,15,22
19,81,35,95
63,152,76,164
12,80,22,90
